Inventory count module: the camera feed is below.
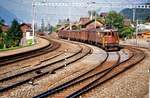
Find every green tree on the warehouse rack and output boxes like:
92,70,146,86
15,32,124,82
0,31,3,49
145,16,150,23
0,18,5,49
8,19,22,47
105,11,135,39
119,26,135,38
0,31,8,49
105,11,124,29
3,32,13,48
0,19,5,25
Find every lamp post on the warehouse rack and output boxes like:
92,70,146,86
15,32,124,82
96,31,100,45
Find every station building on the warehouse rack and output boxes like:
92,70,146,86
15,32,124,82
20,23,35,46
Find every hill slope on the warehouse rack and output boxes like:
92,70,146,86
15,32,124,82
120,2,150,22
0,6,20,24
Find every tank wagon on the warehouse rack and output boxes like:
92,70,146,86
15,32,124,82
58,29,120,51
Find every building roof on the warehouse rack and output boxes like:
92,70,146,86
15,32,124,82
58,25,68,31
100,12,108,17
1,24,9,32
79,17,90,25
20,23,32,28
2,24,9,27
20,23,32,33
84,18,104,26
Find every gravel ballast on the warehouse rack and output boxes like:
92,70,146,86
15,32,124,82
82,41,150,98
0,40,107,98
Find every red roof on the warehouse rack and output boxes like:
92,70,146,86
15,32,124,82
79,17,90,25
1,24,9,32
20,23,32,28
100,12,108,17
2,24,9,27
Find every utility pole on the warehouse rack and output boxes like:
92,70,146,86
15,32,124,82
32,0,35,44
95,15,98,45
133,8,136,23
41,19,45,32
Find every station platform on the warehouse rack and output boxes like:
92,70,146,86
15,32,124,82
0,37,50,58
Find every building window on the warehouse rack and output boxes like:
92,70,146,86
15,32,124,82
26,30,33,36
30,31,33,36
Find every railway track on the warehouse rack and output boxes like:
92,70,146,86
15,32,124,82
33,46,145,98
0,43,91,93
0,43,65,76
0,39,81,76
67,46,145,98
0,39,60,66
0,43,82,81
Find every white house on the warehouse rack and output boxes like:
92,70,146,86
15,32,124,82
20,23,35,46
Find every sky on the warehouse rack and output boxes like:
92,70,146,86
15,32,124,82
0,0,149,26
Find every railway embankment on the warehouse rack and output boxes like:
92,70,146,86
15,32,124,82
0,37,50,58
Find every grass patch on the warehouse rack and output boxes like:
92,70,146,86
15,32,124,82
0,46,23,51
0,44,35,52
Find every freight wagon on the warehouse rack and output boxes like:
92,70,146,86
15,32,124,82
58,29,120,51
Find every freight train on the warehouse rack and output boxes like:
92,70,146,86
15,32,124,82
58,29,120,51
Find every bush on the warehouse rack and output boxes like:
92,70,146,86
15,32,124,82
4,35,13,48
119,26,135,38
0,43,4,49
27,39,33,46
